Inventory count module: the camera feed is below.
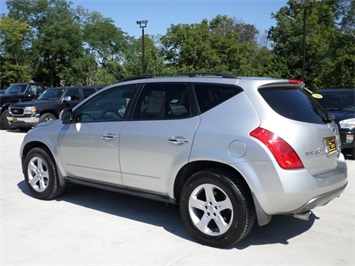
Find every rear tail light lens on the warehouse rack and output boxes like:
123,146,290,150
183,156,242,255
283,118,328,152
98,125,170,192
288,79,303,85
250,127,304,169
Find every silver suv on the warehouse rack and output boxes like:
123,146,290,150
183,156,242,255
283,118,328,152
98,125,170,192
20,73,348,248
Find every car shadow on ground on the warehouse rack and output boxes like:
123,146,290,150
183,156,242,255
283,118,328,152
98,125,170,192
344,152,354,160
17,181,316,249
5,128,30,133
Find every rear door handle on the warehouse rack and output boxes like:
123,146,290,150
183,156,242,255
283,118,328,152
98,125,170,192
168,136,189,144
101,133,118,140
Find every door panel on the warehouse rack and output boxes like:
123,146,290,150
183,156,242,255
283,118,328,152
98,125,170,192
119,83,199,195
119,118,199,193
58,84,139,185
58,122,123,184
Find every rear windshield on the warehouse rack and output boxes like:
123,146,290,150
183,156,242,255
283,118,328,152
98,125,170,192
259,86,329,124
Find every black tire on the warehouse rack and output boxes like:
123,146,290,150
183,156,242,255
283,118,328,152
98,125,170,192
24,147,65,200
39,113,56,123
17,127,30,132
179,170,255,248
0,109,12,130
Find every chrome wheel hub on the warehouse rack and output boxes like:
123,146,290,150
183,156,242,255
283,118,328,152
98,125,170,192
27,157,49,192
188,183,233,236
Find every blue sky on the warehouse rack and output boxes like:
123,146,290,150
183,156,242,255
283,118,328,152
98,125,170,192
0,0,288,37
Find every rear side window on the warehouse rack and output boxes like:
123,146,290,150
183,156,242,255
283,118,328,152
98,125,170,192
83,88,97,98
259,86,328,124
194,84,243,113
133,83,191,120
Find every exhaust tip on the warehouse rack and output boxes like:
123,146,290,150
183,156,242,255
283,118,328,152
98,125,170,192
293,211,313,221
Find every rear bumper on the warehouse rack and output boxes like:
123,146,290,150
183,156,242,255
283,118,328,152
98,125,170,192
235,153,348,216
290,182,347,214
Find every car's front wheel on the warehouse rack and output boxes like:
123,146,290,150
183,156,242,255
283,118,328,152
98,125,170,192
39,113,56,123
24,147,65,200
0,109,13,130
180,170,255,248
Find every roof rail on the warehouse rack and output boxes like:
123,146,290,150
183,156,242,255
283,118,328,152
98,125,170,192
116,72,237,83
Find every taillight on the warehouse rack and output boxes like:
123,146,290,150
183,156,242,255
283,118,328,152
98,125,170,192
288,79,303,85
250,127,304,169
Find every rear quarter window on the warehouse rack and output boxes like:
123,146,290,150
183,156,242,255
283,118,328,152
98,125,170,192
259,86,327,124
194,84,243,113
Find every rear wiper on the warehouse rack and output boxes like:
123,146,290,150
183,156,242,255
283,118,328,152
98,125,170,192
323,114,333,123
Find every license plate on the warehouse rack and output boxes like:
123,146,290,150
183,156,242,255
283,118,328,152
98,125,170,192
325,137,337,155
12,117,18,122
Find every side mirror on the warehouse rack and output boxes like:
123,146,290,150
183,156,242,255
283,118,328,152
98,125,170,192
62,96,72,102
60,108,73,124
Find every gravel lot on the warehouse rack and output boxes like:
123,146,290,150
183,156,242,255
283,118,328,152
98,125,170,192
1,129,354,265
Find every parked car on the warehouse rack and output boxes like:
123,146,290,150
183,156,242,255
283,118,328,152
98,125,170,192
0,82,45,129
312,88,355,157
7,86,102,130
20,73,348,248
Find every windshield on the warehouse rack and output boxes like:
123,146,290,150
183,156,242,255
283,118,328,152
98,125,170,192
314,90,355,111
37,88,65,101
4,84,27,95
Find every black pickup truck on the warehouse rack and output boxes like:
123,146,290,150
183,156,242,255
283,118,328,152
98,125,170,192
0,82,45,129
7,86,102,130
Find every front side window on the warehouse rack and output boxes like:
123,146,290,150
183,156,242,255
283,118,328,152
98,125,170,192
74,85,138,123
133,83,190,120
64,88,81,101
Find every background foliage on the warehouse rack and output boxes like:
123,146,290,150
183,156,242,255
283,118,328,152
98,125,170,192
0,0,354,90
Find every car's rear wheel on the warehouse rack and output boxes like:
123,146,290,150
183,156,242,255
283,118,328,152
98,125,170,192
179,170,255,248
24,147,65,200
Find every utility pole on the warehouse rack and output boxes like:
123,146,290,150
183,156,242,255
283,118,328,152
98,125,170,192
136,20,148,74
296,0,317,81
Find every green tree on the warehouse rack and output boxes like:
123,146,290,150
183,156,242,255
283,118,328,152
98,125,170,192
122,34,166,76
0,16,32,84
74,6,129,84
6,0,83,86
268,0,354,89
160,15,274,76
4,0,132,86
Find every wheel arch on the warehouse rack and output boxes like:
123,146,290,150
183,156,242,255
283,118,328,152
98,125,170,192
0,103,10,113
0,104,11,129
174,161,250,202
39,110,58,118
173,160,271,227
21,141,66,187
